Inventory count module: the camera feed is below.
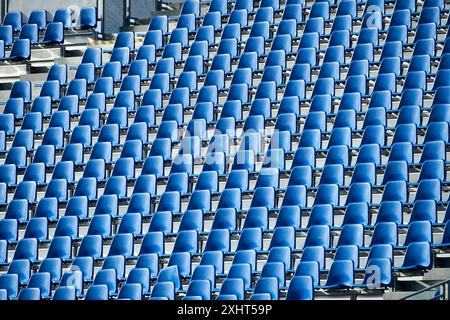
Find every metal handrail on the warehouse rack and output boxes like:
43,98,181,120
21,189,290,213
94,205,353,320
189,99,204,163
399,279,450,300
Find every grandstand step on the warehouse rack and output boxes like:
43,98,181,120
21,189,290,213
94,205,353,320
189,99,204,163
384,290,438,300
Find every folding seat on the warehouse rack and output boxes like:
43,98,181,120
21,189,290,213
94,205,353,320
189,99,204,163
312,183,339,206
39,22,64,45
94,194,119,217
21,112,44,133
73,177,97,201
243,207,269,230
335,224,364,247
396,109,420,130
136,45,156,65
93,77,115,99
0,218,18,243
386,25,408,45
46,236,72,260
424,122,449,144
13,237,38,262
126,268,150,294
166,172,189,194
176,14,195,33
76,6,96,29
102,255,126,281
349,163,375,186
168,252,192,278
142,155,164,177
0,114,15,136
379,42,403,62
380,180,408,203
236,227,262,252
345,183,371,205
411,39,435,59
226,263,252,291
218,278,244,300
386,142,412,164
414,179,441,202
286,276,313,300
318,62,340,81
121,140,143,162
0,164,17,187
0,25,12,46
111,157,135,180
414,23,436,43
179,210,204,233
169,28,189,47
419,160,445,182
3,10,23,33
66,79,87,100
157,191,181,212
134,105,155,127
196,25,216,45
100,61,121,83
149,73,170,94
323,260,354,288
403,71,427,92
13,180,37,203
117,283,142,300
243,36,265,57
397,242,432,270
83,159,106,181
304,224,331,248
187,190,211,211
10,81,31,104
433,70,450,91
361,257,393,288
324,145,350,167
19,23,38,44
143,30,163,50
429,104,450,126
319,164,344,186
117,212,142,237
18,286,42,301
44,179,68,202
409,200,437,224
230,149,254,172
185,280,211,300
5,146,27,169
87,214,112,238
150,281,176,300
23,217,48,241
138,232,165,256
381,161,408,185
107,233,134,257
114,90,136,112
127,193,151,217
308,1,329,19
334,245,360,269
420,141,446,163
211,208,237,231
7,259,31,288
48,111,69,135
53,216,79,240
269,227,296,253
4,201,27,226
370,220,401,247
305,204,333,229
352,43,374,63
93,269,117,296
291,147,316,169
347,60,369,80
211,54,231,74
84,284,108,300
81,47,102,68
150,139,171,159
4,97,25,119
360,125,385,147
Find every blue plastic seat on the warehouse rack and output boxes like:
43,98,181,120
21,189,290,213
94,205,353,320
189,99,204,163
286,276,314,300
